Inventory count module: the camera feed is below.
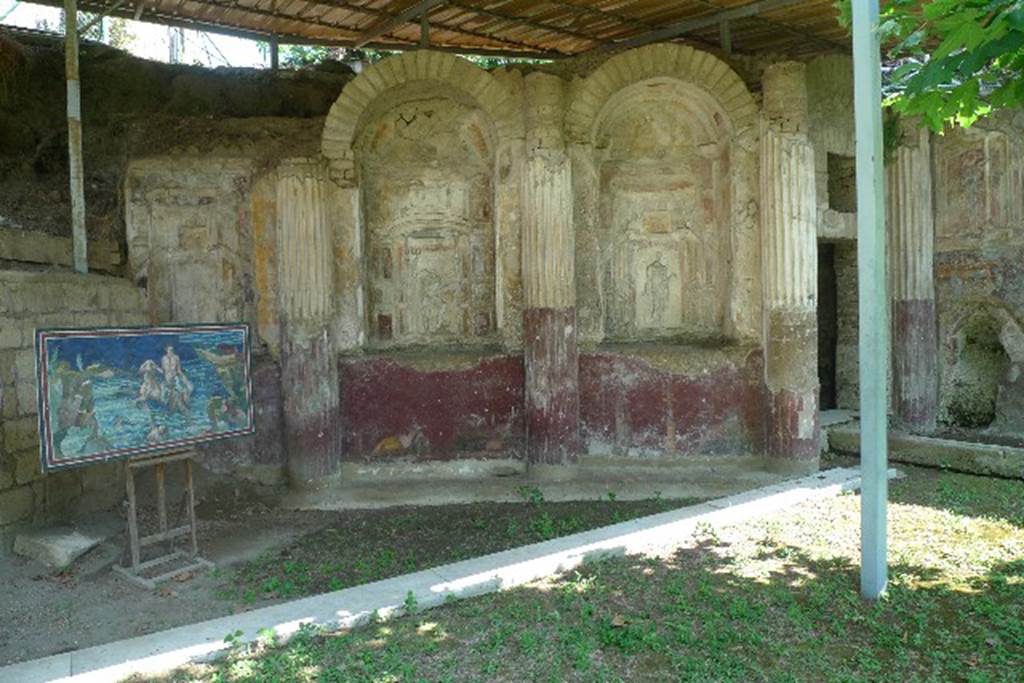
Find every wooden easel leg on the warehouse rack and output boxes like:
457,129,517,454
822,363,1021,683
185,458,198,559
155,462,168,553
126,462,141,570
115,452,213,589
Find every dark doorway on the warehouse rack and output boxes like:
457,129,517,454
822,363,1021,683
818,243,838,409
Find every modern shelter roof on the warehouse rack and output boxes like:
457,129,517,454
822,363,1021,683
26,0,852,59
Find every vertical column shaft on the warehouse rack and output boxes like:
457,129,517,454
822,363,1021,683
522,73,579,465
888,126,938,432
64,0,88,274
853,0,889,600
277,160,340,489
760,62,819,468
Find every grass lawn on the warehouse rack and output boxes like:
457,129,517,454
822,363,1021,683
144,465,1024,682
215,487,694,605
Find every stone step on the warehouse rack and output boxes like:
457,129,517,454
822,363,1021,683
827,423,1024,479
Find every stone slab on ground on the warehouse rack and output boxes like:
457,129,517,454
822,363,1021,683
0,466,899,683
12,513,122,570
828,422,1024,479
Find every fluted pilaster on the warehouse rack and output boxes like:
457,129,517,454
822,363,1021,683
275,159,341,489
522,156,574,309
277,160,334,324
760,61,819,468
522,72,579,465
887,126,938,431
761,129,818,311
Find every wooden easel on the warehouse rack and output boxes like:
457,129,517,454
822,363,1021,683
113,451,214,589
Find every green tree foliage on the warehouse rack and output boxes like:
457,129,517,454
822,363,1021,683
265,43,547,70
837,0,1024,130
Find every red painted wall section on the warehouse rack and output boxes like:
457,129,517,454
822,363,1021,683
339,354,525,460
579,347,767,456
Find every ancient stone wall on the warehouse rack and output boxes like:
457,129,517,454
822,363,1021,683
567,44,760,345
114,46,790,470
13,40,954,489
0,270,146,540
933,112,1024,435
806,50,1024,440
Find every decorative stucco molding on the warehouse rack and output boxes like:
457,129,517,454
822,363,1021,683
565,43,757,144
322,51,524,174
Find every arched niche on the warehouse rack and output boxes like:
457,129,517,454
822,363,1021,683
356,91,497,347
567,44,757,344
594,78,733,340
320,52,524,349
942,303,1024,430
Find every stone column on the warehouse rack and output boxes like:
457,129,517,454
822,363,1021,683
276,159,341,489
522,72,579,465
760,62,819,468
888,125,938,432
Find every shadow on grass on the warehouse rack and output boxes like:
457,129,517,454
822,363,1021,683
145,523,1024,683
218,495,698,604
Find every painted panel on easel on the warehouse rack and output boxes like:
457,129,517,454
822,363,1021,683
36,323,254,471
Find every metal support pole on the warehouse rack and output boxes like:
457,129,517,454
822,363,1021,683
65,0,88,274
719,21,732,54
269,35,279,69
419,14,430,48
852,0,888,600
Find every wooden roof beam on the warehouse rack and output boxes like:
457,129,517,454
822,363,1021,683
443,2,601,47
583,0,807,56
27,0,566,58
354,0,446,48
691,0,848,53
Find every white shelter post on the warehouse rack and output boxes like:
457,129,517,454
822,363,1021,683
852,0,888,599
64,0,88,274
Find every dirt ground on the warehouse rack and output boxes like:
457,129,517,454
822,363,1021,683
0,495,337,666
0,487,695,666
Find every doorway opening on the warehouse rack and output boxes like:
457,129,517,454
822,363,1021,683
817,242,838,410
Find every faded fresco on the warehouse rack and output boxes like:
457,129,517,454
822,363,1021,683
36,324,253,470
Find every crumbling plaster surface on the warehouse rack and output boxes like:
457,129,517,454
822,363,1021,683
830,108,1024,434
320,51,527,354
933,112,1024,434
339,352,525,460
119,46,781,466
566,44,761,345
579,345,766,457
806,54,857,241
125,158,256,325
113,45,937,469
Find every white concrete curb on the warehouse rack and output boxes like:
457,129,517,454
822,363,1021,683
0,466,899,683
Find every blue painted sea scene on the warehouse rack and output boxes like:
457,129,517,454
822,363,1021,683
37,324,253,470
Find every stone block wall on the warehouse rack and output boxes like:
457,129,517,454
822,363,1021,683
0,270,147,539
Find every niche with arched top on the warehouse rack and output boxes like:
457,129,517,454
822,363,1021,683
945,311,1011,428
593,78,733,341
357,95,496,348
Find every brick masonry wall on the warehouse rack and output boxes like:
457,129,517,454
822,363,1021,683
0,269,147,539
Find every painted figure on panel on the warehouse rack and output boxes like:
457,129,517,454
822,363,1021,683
37,324,254,471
